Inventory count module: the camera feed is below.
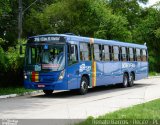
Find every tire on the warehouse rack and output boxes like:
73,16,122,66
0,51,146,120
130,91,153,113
128,73,134,87
79,77,88,95
43,90,53,95
121,73,128,88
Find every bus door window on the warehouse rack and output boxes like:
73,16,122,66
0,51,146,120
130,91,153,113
94,44,101,61
80,43,90,61
113,46,119,61
122,47,127,61
68,44,78,65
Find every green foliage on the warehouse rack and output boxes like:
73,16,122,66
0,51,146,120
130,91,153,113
133,8,160,72
0,0,160,87
0,87,34,95
77,99,160,125
25,0,131,41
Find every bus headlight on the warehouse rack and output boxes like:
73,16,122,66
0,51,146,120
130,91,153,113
59,69,65,80
24,72,27,79
24,75,27,79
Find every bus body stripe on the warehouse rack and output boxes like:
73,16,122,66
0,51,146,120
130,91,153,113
92,61,96,87
90,38,96,87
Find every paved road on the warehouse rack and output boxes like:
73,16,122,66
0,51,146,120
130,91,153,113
0,77,160,120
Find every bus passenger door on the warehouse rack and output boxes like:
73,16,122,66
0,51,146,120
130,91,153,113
67,44,80,90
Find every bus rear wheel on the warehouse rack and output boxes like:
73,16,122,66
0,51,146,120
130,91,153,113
79,77,88,95
128,73,134,87
43,90,53,95
121,73,128,88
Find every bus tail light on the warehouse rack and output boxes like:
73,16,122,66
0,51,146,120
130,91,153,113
59,69,65,80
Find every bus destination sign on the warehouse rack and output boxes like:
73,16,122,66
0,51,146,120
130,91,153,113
29,36,65,43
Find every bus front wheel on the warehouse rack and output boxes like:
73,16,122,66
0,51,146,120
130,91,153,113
122,73,128,88
79,77,88,95
43,90,53,95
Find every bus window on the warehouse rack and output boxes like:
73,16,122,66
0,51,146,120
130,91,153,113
129,48,134,61
126,48,129,61
136,48,141,61
109,46,113,61
80,43,90,61
68,44,78,65
133,48,137,61
103,45,110,61
94,44,101,61
141,49,147,62
113,46,119,61
122,47,127,61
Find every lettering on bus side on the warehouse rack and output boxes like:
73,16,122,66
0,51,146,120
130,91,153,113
79,64,91,72
122,63,136,69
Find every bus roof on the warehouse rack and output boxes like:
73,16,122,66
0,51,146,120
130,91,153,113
29,34,147,49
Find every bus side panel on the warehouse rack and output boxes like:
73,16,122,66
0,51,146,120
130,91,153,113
103,62,114,85
135,62,148,80
112,62,123,84
96,61,105,86
67,63,80,90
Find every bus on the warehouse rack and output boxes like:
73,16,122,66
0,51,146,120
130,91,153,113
23,34,148,95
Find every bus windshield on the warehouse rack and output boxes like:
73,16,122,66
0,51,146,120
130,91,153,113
26,44,65,71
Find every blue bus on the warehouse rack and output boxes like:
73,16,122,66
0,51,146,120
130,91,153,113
24,34,148,95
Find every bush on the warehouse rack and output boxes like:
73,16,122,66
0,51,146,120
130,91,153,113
0,38,26,87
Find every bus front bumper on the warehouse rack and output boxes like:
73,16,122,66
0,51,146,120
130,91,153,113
24,80,68,90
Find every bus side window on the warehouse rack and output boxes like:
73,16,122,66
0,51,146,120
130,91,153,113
133,48,137,61
103,45,110,61
80,43,90,61
108,46,112,61
122,47,127,61
68,44,78,65
129,48,134,61
94,44,101,61
126,48,129,61
119,47,122,61
113,46,119,61
136,48,141,61
141,49,147,62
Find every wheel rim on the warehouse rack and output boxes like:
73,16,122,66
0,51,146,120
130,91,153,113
81,80,87,90
130,75,133,85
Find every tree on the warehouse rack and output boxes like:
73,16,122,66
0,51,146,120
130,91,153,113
133,7,160,72
24,0,131,41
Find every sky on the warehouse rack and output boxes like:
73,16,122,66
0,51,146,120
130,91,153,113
141,0,160,7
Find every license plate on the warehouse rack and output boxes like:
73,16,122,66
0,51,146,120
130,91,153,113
38,84,45,88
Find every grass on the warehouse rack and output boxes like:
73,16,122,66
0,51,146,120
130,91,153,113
0,87,34,95
149,72,160,76
77,99,160,125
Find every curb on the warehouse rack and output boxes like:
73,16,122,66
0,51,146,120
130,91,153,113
0,90,43,99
